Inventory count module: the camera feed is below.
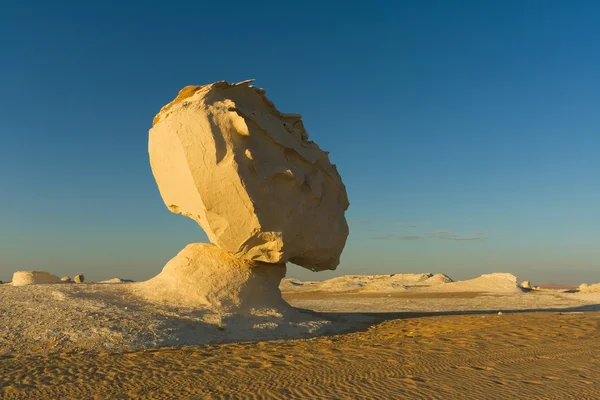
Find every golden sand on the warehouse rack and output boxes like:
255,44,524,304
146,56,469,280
1,311,599,399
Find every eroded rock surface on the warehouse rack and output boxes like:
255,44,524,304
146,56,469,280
12,271,61,286
136,243,288,313
149,80,349,271
579,283,600,293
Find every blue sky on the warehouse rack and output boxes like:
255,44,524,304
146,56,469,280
1,1,599,284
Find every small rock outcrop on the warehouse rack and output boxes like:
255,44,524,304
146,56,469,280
99,278,134,283
521,280,532,289
74,274,85,283
579,283,600,293
12,271,61,286
61,276,72,283
420,273,523,293
422,273,453,285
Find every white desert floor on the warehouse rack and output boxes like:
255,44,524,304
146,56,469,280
1,273,600,399
1,273,598,356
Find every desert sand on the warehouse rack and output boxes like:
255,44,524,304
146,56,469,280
1,293,598,399
2,275,600,399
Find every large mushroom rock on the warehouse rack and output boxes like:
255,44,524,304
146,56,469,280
136,243,288,313
149,80,349,271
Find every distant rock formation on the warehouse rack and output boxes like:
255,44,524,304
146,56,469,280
422,273,453,286
61,276,72,283
579,283,600,293
12,271,61,286
420,273,523,293
314,274,433,293
99,278,134,284
280,273,522,295
140,80,349,313
281,273,453,294
74,274,85,283
521,280,532,289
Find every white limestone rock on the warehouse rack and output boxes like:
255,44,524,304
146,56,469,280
99,278,133,283
12,271,61,286
149,81,349,271
74,274,85,283
279,278,319,292
316,274,431,293
521,280,532,289
579,283,600,293
280,273,454,294
135,243,288,313
421,273,523,293
422,273,453,285
61,276,72,283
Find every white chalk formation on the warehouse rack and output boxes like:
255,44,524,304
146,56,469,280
12,271,61,286
142,244,287,312
579,283,600,293
140,80,349,313
281,273,522,294
424,273,523,293
149,81,349,270
99,278,134,283
283,273,453,293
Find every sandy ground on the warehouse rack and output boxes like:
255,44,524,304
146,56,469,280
1,280,598,356
0,283,355,356
284,290,600,314
1,310,599,399
1,281,600,399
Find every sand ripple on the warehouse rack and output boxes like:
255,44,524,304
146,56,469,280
1,311,599,399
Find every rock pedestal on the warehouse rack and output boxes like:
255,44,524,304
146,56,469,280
138,243,287,313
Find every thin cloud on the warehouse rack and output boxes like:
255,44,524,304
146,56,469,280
370,234,424,240
348,219,371,225
424,231,487,241
371,231,487,241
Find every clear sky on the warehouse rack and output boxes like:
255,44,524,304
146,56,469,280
1,1,599,284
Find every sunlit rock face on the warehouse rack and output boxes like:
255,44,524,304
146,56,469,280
139,243,287,312
149,80,349,271
12,271,61,286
